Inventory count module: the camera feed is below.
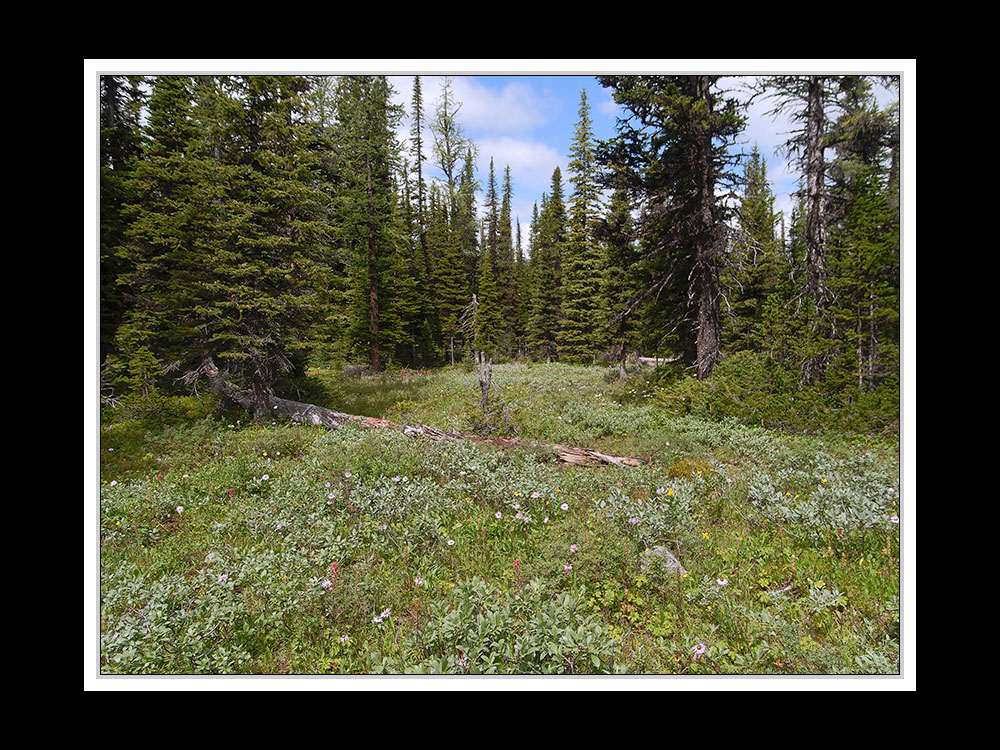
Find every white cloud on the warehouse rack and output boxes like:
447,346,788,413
449,77,556,134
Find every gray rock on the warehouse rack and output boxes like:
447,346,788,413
640,546,686,576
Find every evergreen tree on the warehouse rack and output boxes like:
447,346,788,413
722,145,782,352
109,74,219,401
428,183,469,364
331,75,405,374
498,164,517,343
559,89,603,362
512,216,531,357
409,75,429,258
597,75,744,379
111,75,330,414
474,241,504,357
205,75,331,410
596,183,641,377
100,75,145,365
454,148,480,295
527,168,567,361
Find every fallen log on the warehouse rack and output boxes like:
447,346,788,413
201,355,646,468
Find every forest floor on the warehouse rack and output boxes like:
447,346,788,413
98,362,902,676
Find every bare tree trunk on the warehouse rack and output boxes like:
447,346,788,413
475,349,492,413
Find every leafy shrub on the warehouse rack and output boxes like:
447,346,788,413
370,577,619,674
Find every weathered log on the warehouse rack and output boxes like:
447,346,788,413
201,355,646,468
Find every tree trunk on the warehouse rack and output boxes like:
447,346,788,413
692,75,722,380
805,75,828,307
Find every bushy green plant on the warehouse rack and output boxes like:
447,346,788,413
370,577,619,674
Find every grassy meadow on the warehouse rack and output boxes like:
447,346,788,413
97,362,902,676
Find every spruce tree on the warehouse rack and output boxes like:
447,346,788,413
559,89,603,363
100,75,145,365
596,184,641,378
331,75,405,374
527,168,567,361
597,75,744,379
206,75,331,411
498,165,517,344
428,184,469,364
474,242,504,357
722,145,781,352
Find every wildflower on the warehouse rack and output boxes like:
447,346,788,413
890,515,899,524
630,517,639,525
327,492,335,501
218,574,228,583
515,512,523,520
656,487,664,495
693,643,706,656
175,506,184,514
109,480,117,487
570,544,578,553
458,471,466,476
447,539,455,546
320,579,333,590
276,522,284,530
402,476,408,483
414,577,423,586
531,492,541,499
716,578,728,586
543,517,549,524
667,489,674,497
560,503,569,511
888,487,895,494
702,532,709,539
339,635,349,644
495,511,503,519
563,564,573,574
344,471,352,478
262,474,269,481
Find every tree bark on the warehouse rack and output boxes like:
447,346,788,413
804,76,828,307
692,75,722,380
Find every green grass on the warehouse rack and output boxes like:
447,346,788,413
98,363,901,675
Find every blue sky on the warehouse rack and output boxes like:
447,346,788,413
388,74,621,235
387,72,901,243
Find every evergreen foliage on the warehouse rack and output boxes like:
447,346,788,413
98,73,900,436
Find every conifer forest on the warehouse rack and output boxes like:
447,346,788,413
91,66,912,685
